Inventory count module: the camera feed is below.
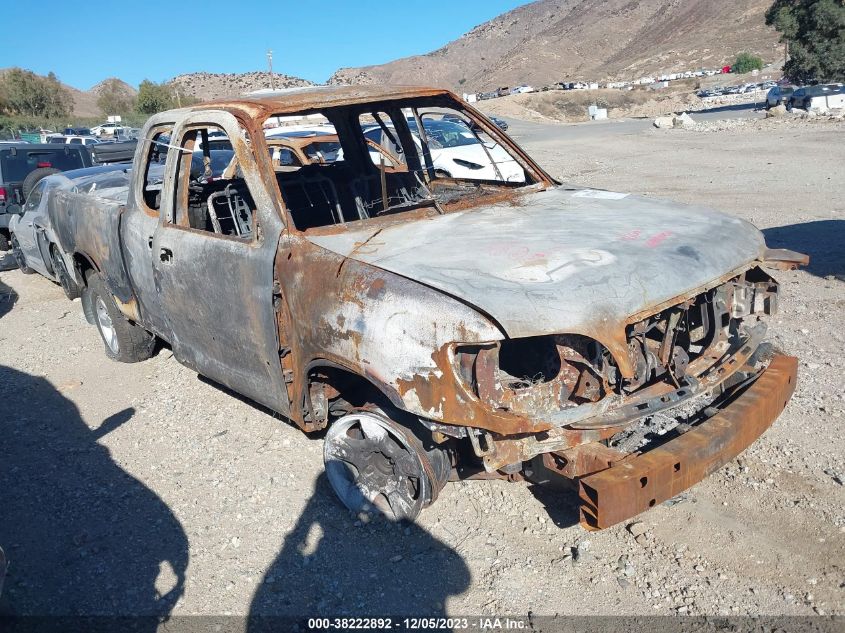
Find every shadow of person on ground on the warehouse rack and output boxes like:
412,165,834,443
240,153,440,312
247,473,470,629
0,251,18,273
0,365,188,626
763,220,845,281
0,276,17,319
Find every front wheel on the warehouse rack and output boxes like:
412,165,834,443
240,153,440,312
87,273,155,362
323,409,450,521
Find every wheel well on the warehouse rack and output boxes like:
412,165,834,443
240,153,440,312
303,365,401,431
72,253,97,286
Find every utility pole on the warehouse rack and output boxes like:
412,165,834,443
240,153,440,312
267,49,275,91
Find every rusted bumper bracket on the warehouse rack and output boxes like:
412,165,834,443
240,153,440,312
578,354,798,530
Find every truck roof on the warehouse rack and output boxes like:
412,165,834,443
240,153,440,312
195,85,453,118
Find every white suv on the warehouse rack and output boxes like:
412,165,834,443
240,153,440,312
48,135,100,147
90,122,127,137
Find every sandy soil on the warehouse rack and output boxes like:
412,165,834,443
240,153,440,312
0,114,843,621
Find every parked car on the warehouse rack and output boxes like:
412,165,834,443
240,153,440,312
92,139,138,164
90,122,129,137
363,115,525,182
9,166,129,297
265,130,343,166
48,135,101,147
765,85,794,109
442,112,509,131
46,85,804,530
0,143,94,250
64,127,92,136
788,84,845,110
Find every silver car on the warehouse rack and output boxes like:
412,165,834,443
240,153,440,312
765,85,794,108
9,166,130,299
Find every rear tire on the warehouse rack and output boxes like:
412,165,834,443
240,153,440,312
22,167,60,200
87,273,154,362
10,235,34,274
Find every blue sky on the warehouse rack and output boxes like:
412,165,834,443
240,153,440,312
1,0,529,90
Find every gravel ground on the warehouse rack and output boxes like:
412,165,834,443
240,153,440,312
0,113,843,620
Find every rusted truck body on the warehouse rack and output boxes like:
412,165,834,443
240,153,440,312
48,85,805,528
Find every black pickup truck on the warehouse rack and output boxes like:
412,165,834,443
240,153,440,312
0,143,93,249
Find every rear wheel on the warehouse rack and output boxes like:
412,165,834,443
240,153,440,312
87,273,155,362
10,235,34,274
323,409,450,521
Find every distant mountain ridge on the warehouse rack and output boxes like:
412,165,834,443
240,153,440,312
3,1,781,118
167,71,314,102
329,0,781,91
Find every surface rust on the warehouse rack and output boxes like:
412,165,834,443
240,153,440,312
578,354,798,530
46,85,805,526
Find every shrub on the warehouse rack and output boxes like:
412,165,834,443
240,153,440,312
733,52,765,74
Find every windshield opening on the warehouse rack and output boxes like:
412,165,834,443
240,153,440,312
262,95,542,231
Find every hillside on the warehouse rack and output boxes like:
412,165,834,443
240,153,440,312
167,71,314,102
329,0,781,91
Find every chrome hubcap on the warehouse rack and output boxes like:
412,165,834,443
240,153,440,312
96,297,119,354
324,412,427,521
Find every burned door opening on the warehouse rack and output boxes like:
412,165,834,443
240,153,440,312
151,110,290,414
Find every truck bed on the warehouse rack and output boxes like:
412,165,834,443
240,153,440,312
48,169,137,311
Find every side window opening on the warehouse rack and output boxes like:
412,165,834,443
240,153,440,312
141,126,173,214
171,123,257,240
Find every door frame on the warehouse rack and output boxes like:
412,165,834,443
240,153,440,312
152,109,291,414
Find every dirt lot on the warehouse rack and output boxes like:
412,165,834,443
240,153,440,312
0,113,843,621
476,83,764,123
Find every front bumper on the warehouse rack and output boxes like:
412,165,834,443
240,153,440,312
578,354,798,530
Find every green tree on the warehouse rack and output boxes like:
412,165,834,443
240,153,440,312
766,0,845,83
733,52,765,74
135,80,175,115
0,68,73,118
97,78,136,116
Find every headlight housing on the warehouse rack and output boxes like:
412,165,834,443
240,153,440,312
454,335,617,416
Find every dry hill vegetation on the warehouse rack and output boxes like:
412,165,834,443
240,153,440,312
330,0,781,91
167,72,314,102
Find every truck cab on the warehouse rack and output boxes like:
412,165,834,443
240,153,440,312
47,86,805,529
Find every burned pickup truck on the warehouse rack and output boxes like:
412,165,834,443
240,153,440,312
48,86,806,529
